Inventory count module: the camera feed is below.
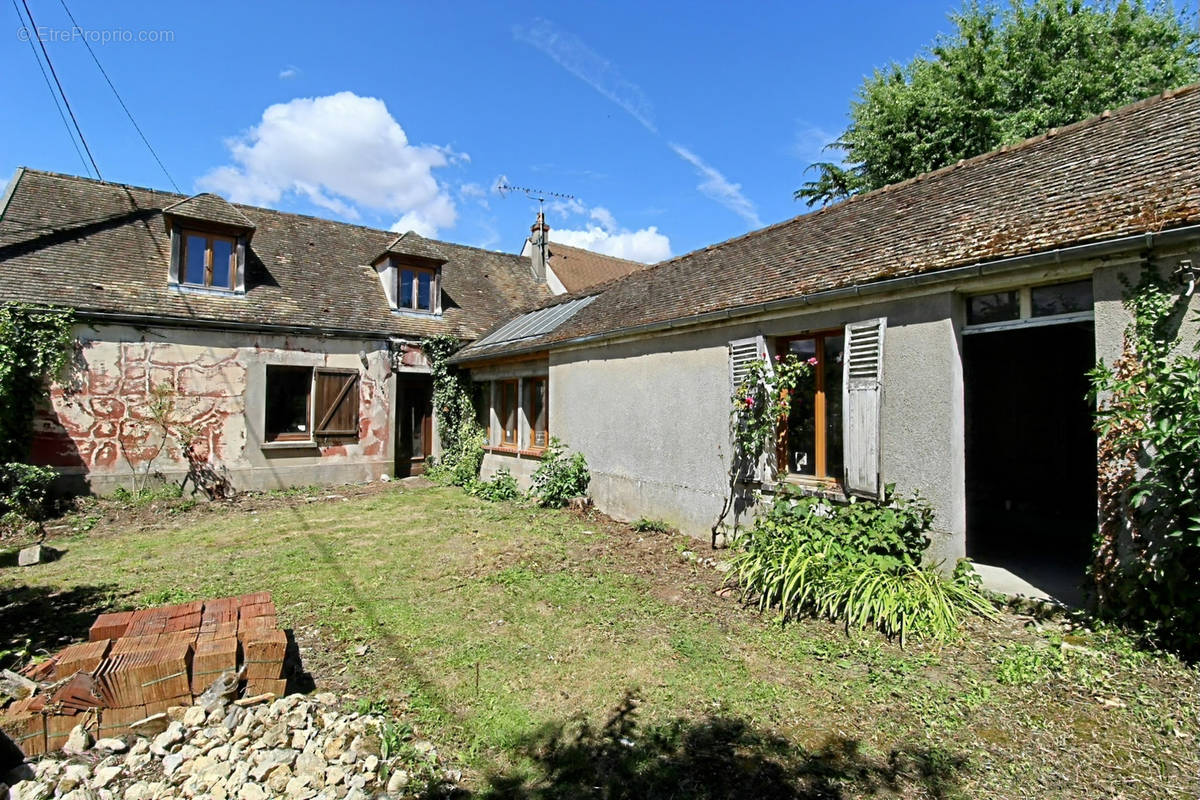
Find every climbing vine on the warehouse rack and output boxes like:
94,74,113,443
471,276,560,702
1089,268,1200,656
711,352,814,541
421,335,484,486
0,303,74,465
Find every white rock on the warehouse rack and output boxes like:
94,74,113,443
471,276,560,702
92,766,122,789
182,706,206,727
57,763,91,792
386,770,410,793
162,752,185,777
94,737,129,753
361,754,378,775
62,724,93,755
151,721,185,755
123,781,153,800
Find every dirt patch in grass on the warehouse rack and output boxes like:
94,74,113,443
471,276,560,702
3,486,1198,799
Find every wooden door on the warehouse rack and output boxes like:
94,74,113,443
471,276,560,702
396,376,433,477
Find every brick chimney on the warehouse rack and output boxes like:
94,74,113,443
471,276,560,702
528,211,549,283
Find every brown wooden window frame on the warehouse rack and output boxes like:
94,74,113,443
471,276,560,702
396,263,440,313
263,366,361,445
497,379,519,449
523,376,548,452
180,229,238,291
776,330,842,483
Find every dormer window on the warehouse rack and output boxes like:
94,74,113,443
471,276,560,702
398,265,439,313
181,231,237,290
163,192,255,296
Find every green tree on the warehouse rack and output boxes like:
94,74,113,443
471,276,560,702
797,0,1199,206
0,304,74,464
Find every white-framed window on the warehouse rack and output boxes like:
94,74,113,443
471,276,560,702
965,278,1093,332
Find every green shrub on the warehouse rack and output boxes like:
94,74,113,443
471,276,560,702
425,426,485,488
466,468,521,502
528,438,590,508
110,482,183,508
0,462,59,520
1090,271,1200,657
632,518,671,533
730,489,995,644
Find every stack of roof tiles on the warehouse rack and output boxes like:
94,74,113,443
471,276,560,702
0,592,290,755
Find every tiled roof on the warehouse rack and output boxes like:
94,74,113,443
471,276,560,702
162,193,256,231
546,241,646,292
454,85,1200,362
383,231,447,263
0,170,551,339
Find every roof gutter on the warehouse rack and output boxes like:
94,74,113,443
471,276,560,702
451,223,1200,364
72,308,395,341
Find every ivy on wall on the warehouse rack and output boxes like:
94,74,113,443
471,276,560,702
420,335,484,486
1090,268,1200,656
0,303,74,464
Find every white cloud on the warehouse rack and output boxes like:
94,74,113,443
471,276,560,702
550,205,670,263
668,143,762,229
198,91,459,237
513,18,656,133
794,122,838,166
278,66,299,80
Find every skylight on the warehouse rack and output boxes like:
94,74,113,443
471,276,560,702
472,295,597,348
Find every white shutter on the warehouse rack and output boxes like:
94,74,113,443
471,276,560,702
728,335,770,395
842,318,885,499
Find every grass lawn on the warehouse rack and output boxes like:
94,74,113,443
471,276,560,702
3,483,1198,799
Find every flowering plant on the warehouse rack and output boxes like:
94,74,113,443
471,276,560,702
730,353,814,481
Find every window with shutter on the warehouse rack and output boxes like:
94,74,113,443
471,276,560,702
728,335,769,395
313,369,360,437
842,317,886,499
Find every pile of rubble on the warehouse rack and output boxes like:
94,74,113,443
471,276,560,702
3,691,449,799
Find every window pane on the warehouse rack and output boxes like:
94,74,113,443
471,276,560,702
265,367,311,439
1031,280,1092,317
417,270,432,310
183,234,207,285
528,378,547,448
966,291,1019,325
824,335,844,479
210,238,233,289
786,339,818,475
501,381,517,445
471,382,489,434
399,269,414,308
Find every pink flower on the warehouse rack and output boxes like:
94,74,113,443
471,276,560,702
744,396,755,407
774,354,782,362
807,357,818,366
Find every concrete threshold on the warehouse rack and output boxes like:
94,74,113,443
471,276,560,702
973,562,1083,608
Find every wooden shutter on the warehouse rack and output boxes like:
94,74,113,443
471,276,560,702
842,318,885,499
168,228,182,284
313,370,360,437
728,335,770,394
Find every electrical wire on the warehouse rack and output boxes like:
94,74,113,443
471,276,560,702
9,0,89,175
57,0,180,192
18,0,102,179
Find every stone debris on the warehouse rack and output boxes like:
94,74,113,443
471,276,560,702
17,545,49,567
2,692,452,799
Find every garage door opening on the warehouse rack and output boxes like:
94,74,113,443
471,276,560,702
963,320,1096,604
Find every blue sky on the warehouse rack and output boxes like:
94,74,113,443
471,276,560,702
2,0,963,261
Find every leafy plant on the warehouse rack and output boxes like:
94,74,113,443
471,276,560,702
0,462,59,521
729,489,995,644
631,518,671,533
993,643,1063,686
1090,268,1200,656
422,335,486,487
466,468,521,502
110,482,184,508
527,438,589,508
0,303,74,465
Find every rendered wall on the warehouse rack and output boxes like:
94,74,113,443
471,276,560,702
549,292,965,554
32,323,396,493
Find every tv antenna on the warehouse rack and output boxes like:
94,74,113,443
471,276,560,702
495,182,577,209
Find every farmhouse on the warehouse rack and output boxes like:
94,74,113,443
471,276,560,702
452,86,1200,596
0,168,554,490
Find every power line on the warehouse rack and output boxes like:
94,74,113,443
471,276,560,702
19,0,102,179
57,0,179,192
10,0,89,175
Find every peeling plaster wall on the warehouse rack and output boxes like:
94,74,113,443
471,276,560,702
32,323,395,493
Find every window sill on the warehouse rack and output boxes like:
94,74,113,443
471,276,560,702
170,283,244,298
762,474,846,501
518,448,546,459
485,445,521,456
261,439,318,450
391,308,442,319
